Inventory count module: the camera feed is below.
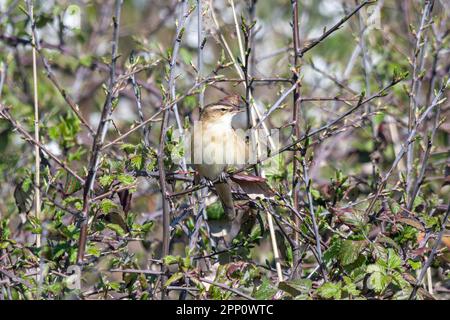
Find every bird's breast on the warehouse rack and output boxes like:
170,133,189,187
192,122,248,179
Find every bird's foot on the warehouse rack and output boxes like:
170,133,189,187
201,177,214,188
217,172,228,183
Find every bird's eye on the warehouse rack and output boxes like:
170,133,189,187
221,108,226,111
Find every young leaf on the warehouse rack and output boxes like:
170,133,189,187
317,282,342,299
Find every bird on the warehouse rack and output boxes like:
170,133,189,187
191,95,248,221
191,95,274,243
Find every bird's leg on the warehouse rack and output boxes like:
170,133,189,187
217,171,228,183
200,177,214,188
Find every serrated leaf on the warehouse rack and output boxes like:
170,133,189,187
100,199,118,214
118,173,135,185
407,259,421,270
386,248,402,270
130,155,143,170
338,240,367,266
99,175,113,187
342,277,360,296
254,278,277,299
278,279,312,296
317,282,342,299
368,271,390,293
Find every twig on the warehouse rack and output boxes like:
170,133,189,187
291,0,302,280
255,81,298,127
406,0,435,205
26,13,94,135
0,106,84,183
407,16,444,211
168,0,191,172
197,0,205,109
209,0,243,79
26,0,41,249
157,0,193,299
309,60,358,95
189,0,207,261
76,0,124,264
101,76,216,150
109,268,163,276
265,205,284,282
0,62,5,99
195,276,255,300
298,0,375,57
301,155,327,280
109,268,254,300
129,52,150,147
366,78,449,216
409,203,450,300
0,269,32,289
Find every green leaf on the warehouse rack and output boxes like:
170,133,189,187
310,188,320,199
367,264,389,293
164,272,183,287
86,245,101,257
163,255,180,265
0,241,11,250
65,174,82,194
338,240,367,266
373,111,385,126
100,199,118,214
412,196,424,210
108,281,121,291
278,279,312,297
120,144,136,154
317,282,342,299
206,202,224,220
99,175,113,187
118,174,135,185
323,239,341,264
254,278,277,299
140,220,154,233
342,277,360,297
130,155,143,170
106,223,125,236
386,248,402,270
407,259,421,271
79,55,93,67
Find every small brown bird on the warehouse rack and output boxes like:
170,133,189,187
191,95,274,243
192,95,247,221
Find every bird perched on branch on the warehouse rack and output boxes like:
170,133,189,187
191,95,273,241
192,95,247,220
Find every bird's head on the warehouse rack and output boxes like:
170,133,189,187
200,95,245,123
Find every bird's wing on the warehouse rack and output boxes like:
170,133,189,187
230,173,275,200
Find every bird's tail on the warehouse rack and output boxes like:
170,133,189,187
214,181,236,220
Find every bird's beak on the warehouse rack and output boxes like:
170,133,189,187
233,106,245,114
